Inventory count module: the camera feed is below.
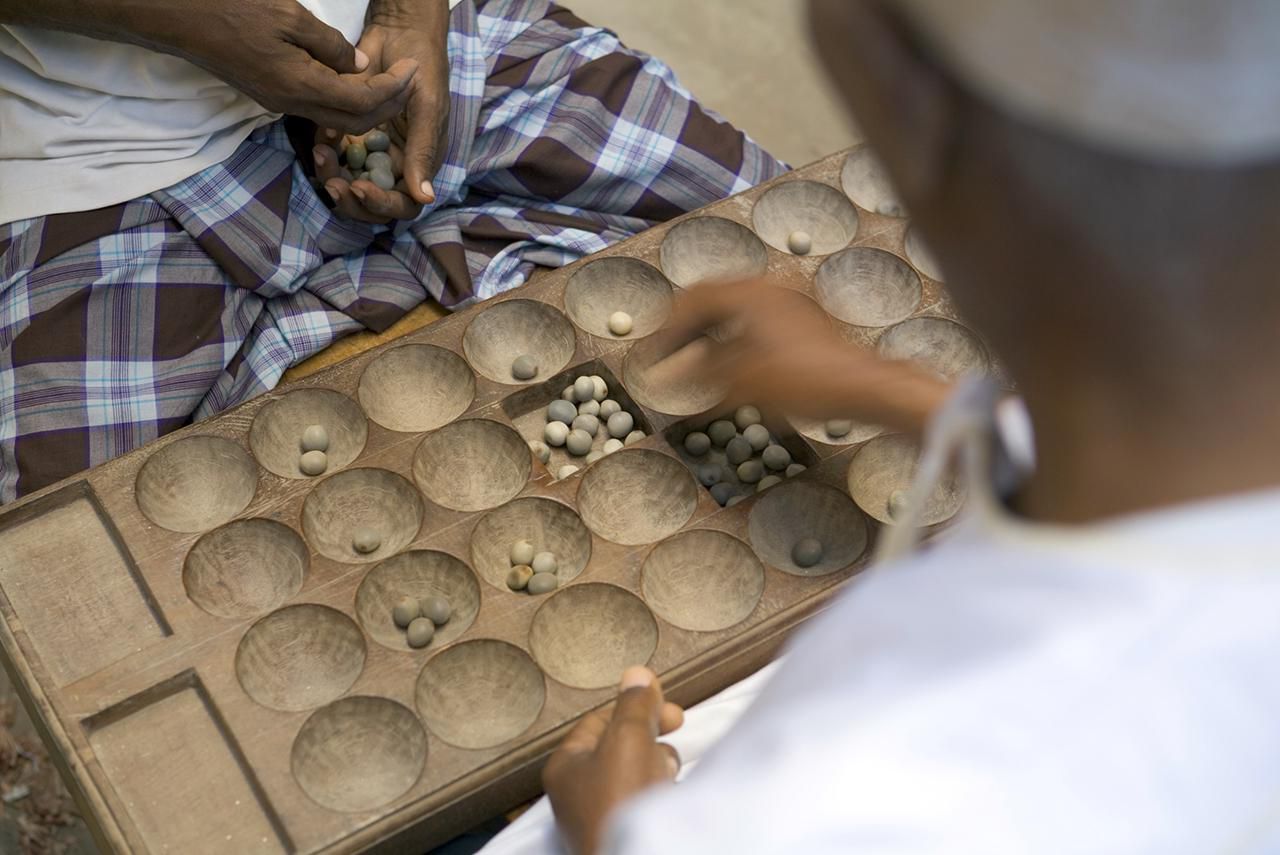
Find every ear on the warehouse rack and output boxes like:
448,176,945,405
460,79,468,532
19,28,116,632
808,0,959,203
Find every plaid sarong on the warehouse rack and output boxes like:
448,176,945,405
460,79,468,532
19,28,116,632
0,0,785,501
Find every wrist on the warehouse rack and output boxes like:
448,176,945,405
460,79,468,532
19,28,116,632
367,0,450,28
833,352,951,434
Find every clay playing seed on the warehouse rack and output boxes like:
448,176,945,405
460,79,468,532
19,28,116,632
683,431,712,456
561,385,576,401
888,489,910,519
566,428,593,456
368,167,396,191
352,527,381,554
344,141,368,170
512,354,539,380
544,421,570,447
787,230,812,256
599,399,621,419
578,399,601,417
603,438,624,454
708,420,737,447
527,572,559,595
762,445,792,471
301,424,329,453
606,411,635,439
529,440,552,464
726,436,753,466
624,430,646,445
556,464,580,480
743,424,771,452
825,419,853,439
727,495,747,507
791,538,824,568
710,482,736,507
364,129,391,152
406,617,436,648
511,539,535,566
365,151,393,172
585,450,605,465
392,596,420,629
608,311,634,336
573,376,595,402
507,565,534,591
737,459,764,484
532,551,557,575
757,475,783,492
358,171,372,182
591,376,608,401
572,414,600,437
734,405,762,430
697,463,725,487
420,596,452,626
786,463,807,478
548,399,577,424
299,450,328,476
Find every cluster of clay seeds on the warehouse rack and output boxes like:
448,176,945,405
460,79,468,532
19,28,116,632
506,540,560,595
392,595,453,649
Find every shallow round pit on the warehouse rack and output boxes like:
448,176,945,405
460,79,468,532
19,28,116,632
183,519,307,619
357,345,475,433
623,334,727,416
792,416,883,447
461,300,576,385
356,550,481,651
416,640,545,749
578,449,699,546
236,604,365,712
659,216,769,288
815,247,922,327
291,696,426,813
412,420,530,512
847,433,965,525
301,468,423,563
564,258,674,341
877,317,988,380
840,147,906,216
249,389,368,479
642,530,764,632
904,225,945,282
529,584,658,690
470,497,592,591
752,180,859,256
135,436,257,532
748,481,868,576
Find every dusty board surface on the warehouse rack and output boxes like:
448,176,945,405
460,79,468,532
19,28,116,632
0,148,987,854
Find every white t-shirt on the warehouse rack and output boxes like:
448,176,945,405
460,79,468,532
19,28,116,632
607,489,1280,853
0,1,460,227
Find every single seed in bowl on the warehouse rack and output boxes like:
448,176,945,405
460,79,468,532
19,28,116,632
512,354,539,381
556,464,580,480
743,424,771,452
888,489,910,519
507,565,534,591
527,572,559,595
344,141,368,170
511,539,535,566
368,167,396,192
573,376,595,402
578,399,601,417
825,419,853,439
299,450,328,476
791,537,825,568
603,438,624,454
590,375,608,401
737,460,764,484
420,597,452,626
352,527,382,554
710,482,736,507
787,230,813,256
608,311,634,336
697,463,725,487
734,405,762,430
364,129,391,152
786,463,807,478
708,420,737,447
572,414,600,437
757,475,783,492
606,411,635,439
365,150,393,172
762,445,792,471
532,551,558,575
545,421,570,447
726,436,753,466
683,431,712,456
624,430,646,446
301,424,329,453
406,617,436,648
529,440,552,464
599,400,621,419
392,596,420,629
548,399,577,424
566,429,594,457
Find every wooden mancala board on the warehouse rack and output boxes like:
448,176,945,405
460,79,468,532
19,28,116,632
0,147,985,854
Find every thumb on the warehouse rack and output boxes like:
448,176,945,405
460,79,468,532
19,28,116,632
402,91,450,205
287,3,369,74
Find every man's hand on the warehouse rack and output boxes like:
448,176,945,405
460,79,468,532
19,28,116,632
544,667,685,855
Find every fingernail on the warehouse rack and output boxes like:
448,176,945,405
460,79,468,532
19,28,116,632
664,751,679,777
620,666,653,692
323,128,339,141
324,182,341,203
313,147,326,168
354,48,370,72
351,187,366,203
420,180,436,202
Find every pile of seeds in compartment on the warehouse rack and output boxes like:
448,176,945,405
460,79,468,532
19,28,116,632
391,594,454,648
529,373,648,480
682,405,807,507
505,539,561,595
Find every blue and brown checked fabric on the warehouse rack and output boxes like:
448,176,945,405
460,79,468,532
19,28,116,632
0,0,786,501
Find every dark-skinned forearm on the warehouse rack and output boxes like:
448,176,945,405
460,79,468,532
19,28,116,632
832,353,951,435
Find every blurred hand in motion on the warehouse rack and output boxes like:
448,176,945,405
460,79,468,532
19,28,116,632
544,666,685,855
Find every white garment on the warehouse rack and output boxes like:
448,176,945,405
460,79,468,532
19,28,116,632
0,1,460,226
